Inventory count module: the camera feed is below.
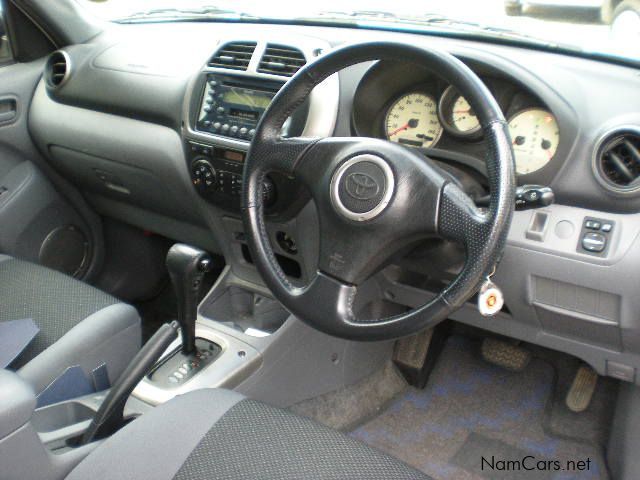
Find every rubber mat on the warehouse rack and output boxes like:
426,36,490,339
351,336,608,479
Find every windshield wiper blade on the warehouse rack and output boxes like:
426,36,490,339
115,5,257,23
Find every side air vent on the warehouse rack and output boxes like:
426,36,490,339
44,50,71,88
257,44,306,77
594,129,640,194
207,41,256,70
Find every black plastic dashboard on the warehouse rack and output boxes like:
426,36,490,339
27,21,640,386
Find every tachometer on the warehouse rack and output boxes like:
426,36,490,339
508,108,559,175
438,86,481,139
385,93,442,148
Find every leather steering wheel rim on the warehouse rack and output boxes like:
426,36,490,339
242,42,516,341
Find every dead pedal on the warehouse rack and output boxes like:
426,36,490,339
566,365,598,413
481,337,531,372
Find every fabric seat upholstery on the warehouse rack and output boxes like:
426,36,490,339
0,255,141,394
67,388,431,480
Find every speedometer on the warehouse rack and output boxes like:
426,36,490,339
384,93,442,148
508,108,560,175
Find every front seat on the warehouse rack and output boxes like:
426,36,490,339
67,388,430,480
0,255,141,396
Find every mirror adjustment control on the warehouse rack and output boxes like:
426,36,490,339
578,217,614,256
582,233,606,253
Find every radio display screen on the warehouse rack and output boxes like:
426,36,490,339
222,88,273,109
196,75,279,138
229,108,260,121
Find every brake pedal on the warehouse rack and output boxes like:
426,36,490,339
566,365,598,413
481,337,531,372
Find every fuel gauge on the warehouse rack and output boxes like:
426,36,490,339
508,108,559,175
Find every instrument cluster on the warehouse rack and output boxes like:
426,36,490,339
352,61,562,178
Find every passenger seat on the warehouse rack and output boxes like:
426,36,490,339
0,255,140,398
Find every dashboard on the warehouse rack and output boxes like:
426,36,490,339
26,21,640,386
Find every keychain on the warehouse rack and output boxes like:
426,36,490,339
477,267,504,317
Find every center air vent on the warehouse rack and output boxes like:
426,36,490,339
594,129,640,194
44,51,71,88
257,44,306,77
208,41,256,70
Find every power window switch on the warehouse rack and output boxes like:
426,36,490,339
601,223,613,233
582,233,606,253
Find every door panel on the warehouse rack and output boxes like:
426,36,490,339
0,56,95,277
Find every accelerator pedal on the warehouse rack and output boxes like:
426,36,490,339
566,365,598,413
481,337,531,372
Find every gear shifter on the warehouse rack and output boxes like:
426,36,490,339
166,243,212,354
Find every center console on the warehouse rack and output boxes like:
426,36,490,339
182,39,338,214
129,39,392,409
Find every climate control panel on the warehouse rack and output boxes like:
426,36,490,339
187,141,275,211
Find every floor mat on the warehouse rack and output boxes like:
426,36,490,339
350,336,608,480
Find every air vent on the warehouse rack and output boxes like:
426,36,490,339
207,42,256,70
594,129,640,194
257,44,306,77
44,51,71,88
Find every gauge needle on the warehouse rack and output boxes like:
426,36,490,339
388,123,409,137
389,118,419,137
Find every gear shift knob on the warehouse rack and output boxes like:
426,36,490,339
166,244,211,354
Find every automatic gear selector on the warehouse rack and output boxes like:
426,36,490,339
150,244,222,387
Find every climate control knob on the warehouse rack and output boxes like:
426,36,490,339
191,158,217,193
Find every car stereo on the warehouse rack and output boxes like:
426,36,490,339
196,74,279,140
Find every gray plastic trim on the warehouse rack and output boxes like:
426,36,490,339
183,37,339,150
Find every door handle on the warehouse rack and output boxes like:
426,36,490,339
0,98,17,125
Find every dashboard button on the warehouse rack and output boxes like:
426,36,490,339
209,80,217,87
212,122,221,130
239,127,248,137
582,233,606,253
248,129,256,139
216,107,225,114
230,126,239,135
585,220,601,230
221,124,229,132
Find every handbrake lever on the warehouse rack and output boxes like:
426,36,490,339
79,321,180,445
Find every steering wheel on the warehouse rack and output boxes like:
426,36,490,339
242,42,515,341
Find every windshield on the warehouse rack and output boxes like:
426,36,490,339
78,0,640,64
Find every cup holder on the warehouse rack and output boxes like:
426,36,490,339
32,401,95,433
